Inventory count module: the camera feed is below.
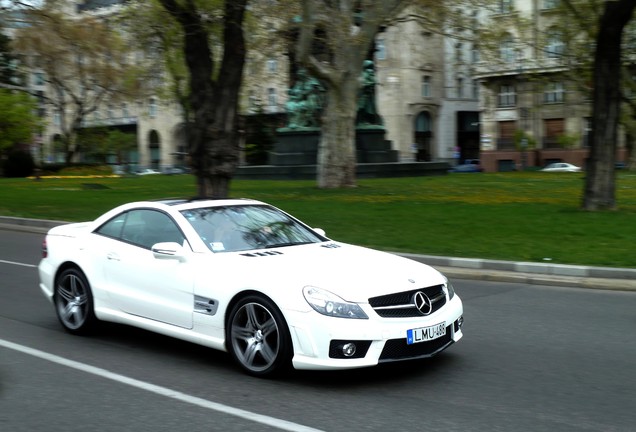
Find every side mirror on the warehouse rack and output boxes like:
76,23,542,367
313,227,326,237
152,242,186,261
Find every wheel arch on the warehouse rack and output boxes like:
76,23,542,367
54,261,87,285
223,289,292,351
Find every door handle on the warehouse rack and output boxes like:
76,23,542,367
106,253,120,261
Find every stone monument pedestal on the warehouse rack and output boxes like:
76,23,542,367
355,127,398,163
271,127,397,165
269,129,320,166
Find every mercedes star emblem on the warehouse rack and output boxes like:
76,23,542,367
412,291,433,315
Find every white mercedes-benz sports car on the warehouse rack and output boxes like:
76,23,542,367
39,198,463,377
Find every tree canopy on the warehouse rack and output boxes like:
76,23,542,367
0,89,40,152
11,4,147,164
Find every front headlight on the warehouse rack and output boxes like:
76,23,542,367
303,286,368,319
443,280,456,300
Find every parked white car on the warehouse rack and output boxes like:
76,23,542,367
38,199,463,377
541,162,582,172
136,168,161,175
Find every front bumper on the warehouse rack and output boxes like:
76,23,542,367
288,294,463,370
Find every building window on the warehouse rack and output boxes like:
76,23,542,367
542,0,560,9
375,38,386,60
248,90,258,112
456,77,464,98
544,118,565,148
455,43,463,63
149,98,157,118
500,35,516,63
266,58,278,73
53,109,61,126
37,90,46,117
544,82,564,103
583,117,592,147
497,120,516,149
33,72,45,86
499,0,513,14
472,80,480,99
421,75,431,97
122,103,129,118
545,30,565,59
107,104,114,119
267,88,277,108
498,84,516,107
471,44,480,63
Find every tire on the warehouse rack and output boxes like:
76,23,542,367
227,294,292,377
54,267,97,335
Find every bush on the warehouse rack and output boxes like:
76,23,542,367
3,150,35,177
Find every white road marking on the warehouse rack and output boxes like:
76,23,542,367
0,338,324,432
0,259,37,268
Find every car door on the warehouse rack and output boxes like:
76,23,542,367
93,209,194,329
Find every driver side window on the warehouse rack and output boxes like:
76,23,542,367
96,209,185,250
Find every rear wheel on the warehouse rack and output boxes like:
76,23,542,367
227,294,292,377
54,268,97,335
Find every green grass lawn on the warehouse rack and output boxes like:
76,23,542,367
2,171,636,268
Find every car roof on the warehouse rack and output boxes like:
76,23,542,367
91,198,269,228
150,197,265,211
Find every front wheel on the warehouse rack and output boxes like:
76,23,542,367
227,294,292,377
54,267,97,335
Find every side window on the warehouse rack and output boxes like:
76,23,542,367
120,211,146,244
95,213,127,239
96,209,185,249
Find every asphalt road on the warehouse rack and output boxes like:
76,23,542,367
1,230,635,432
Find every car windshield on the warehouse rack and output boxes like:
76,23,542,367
181,205,326,253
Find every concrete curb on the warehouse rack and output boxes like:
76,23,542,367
2,216,635,291
399,253,636,283
0,217,67,234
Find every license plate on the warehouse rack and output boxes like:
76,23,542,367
406,322,446,345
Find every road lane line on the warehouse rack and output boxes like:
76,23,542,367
0,338,324,432
0,259,37,268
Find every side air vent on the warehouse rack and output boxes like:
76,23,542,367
321,243,341,249
240,250,284,257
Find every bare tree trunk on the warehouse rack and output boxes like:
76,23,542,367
626,130,635,170
158,0,246,199
583,0,636,210
207,0,246,198
64,128,80,164
318,86,358,188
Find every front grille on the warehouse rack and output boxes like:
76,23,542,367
369,285,447,318
379,326,452,362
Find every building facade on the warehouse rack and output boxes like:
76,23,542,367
22,2,601,171
5,1,485,171
473,0,628,172
375,8,480,165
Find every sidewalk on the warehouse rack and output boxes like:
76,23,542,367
2,216,635,292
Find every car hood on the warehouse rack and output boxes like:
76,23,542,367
210,242,446,303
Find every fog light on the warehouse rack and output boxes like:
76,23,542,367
458,316,464,328
342,343,356,357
